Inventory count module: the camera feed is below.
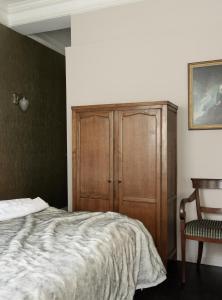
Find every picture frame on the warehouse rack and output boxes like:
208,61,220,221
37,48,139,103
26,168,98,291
188,59,222,129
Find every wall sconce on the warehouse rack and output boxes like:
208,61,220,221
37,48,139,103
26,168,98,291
12,93,29,112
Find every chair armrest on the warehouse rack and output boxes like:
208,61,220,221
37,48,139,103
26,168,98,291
180,191,196,221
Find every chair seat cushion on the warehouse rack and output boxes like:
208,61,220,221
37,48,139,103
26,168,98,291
185,219,222,239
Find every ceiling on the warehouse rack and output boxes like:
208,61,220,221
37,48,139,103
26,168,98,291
0,0,143,35
0,0,22,4
29,28,71,55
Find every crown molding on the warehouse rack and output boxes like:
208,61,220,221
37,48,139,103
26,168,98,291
7,0,62,12
6,0,142,27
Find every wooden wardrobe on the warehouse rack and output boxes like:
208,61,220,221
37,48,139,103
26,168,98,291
72,101,177,264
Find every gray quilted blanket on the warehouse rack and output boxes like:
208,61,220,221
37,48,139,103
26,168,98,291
0,207,166,300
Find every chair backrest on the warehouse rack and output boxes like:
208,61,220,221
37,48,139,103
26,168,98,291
191,178,222,219
192,178,222,189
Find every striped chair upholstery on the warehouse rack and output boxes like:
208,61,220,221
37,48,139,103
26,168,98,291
180,178,222,283
185,219,222,240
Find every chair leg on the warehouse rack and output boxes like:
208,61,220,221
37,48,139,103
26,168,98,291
197,241,203,266
181,233,186,284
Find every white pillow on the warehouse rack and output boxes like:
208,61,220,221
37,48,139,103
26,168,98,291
0,197,49,221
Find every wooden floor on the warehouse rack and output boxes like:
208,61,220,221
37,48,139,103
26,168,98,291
134,261,222,300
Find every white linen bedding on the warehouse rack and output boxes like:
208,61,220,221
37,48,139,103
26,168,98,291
0,207,166,300
0,197,49,221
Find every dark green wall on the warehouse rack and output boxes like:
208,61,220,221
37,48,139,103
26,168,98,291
0,24,67,208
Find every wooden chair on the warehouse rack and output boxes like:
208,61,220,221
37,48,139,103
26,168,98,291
180,178,222,283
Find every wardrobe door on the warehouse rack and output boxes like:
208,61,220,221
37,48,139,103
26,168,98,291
73,111,114,212
116,108,161,246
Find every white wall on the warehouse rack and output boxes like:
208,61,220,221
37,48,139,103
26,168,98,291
66,0,222,266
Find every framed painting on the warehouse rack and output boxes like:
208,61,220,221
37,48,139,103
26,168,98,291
188,59,222,129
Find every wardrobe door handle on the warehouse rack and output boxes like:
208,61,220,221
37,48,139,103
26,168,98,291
118,180,122,184
107,180,112,183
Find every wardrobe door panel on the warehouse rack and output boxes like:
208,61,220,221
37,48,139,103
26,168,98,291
117,109,161,244
74,111,114,211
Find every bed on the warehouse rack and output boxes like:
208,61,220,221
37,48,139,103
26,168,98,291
0,198,166,300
